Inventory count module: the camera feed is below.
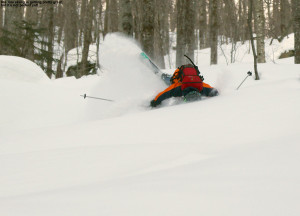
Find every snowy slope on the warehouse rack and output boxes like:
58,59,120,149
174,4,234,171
0,34,300,216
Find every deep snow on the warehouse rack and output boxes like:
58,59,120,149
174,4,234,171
0,33,300,216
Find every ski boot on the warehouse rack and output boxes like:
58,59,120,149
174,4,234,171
184,91,201,102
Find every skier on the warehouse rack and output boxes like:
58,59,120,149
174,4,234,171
150,64,219,107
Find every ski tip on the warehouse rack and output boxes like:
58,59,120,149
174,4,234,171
80,94,87,99
140,52,148,59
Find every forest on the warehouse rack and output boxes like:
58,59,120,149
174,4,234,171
1,2,300,214
0,0,299,79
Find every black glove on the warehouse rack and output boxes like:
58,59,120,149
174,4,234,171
150,100,157,107
208,88,219,97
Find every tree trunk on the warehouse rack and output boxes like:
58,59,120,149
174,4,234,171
292,0,300,63
0,7,2,29
104,0,109,37
224,0,239,43
79,0,87,45
280,0,287,35
280,0,292,36
81,0,94,77
94,0,102,69
238,0,249,42
162,0,171,57
176,0,196,66
2,5,23,56
265,0,272,38
153,0,166,68
120,0,133,36
170,0,177,32
64,0,78,53
20,7,38,61
131,0,142,42
56,3,64,44
254,0,266,63
141,0,154,59
25,5,39,23
238,0,242,39
0,6,3,52
273,0,280,38
199,0,208,49
248,0,260,80
104,0,119,37
4,5,23,32
55,56,64,79
242,0,249,41
209,0,218,65
110,0,119,32
46,5,55,79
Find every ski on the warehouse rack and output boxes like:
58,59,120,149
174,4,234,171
140,52,172,85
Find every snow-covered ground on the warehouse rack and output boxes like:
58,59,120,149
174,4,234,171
0,33,300,216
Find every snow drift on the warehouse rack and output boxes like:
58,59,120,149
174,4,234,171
0,34,300,216
0,55,49,83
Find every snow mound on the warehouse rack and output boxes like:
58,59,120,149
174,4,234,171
0,55,49,83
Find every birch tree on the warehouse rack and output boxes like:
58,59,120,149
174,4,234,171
254,0,266,63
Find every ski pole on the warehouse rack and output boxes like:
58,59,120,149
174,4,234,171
236,71,252,90
80,94,114,102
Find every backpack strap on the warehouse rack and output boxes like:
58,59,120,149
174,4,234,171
170,67,183,83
